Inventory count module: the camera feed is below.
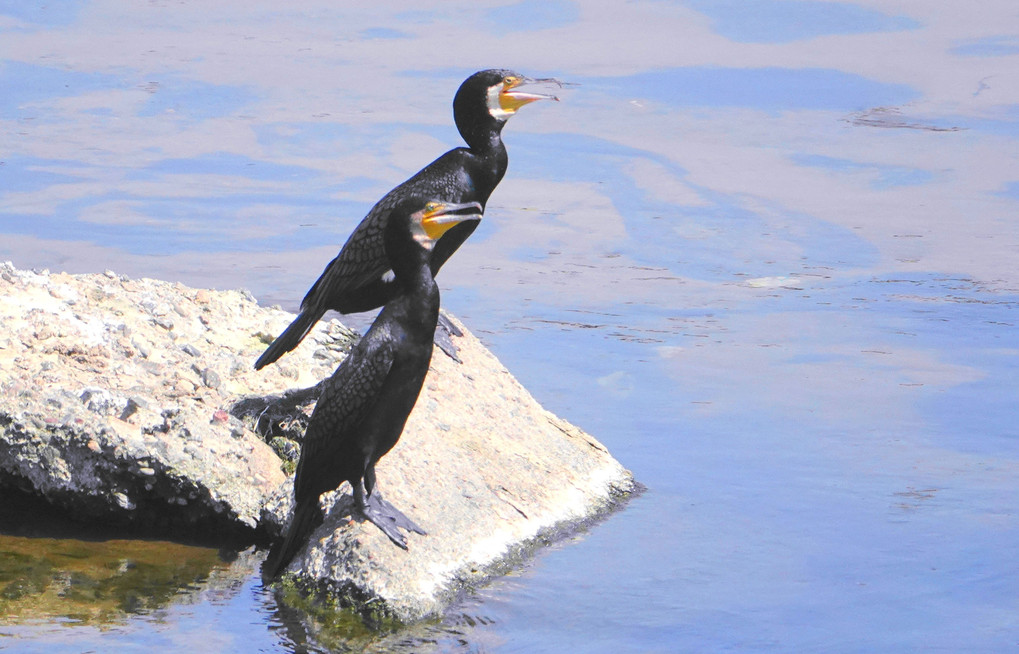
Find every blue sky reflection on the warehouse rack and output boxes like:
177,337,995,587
684,0,919,43
583,66,918,111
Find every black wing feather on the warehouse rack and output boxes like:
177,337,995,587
291,330,395,502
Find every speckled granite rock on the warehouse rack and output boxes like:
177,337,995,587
0,262,352,536
0,262,637,623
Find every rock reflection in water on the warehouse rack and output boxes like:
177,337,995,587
0,535,228,624
267,585,505,654
0,492,502,652
0,492,237,627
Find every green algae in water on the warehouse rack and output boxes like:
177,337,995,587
270,575,387,647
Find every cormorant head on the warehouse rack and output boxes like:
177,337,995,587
406,200,484,250
454,69,560,149
385,199,482,282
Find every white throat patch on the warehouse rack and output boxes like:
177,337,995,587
410,219,436,250
486,83,513,121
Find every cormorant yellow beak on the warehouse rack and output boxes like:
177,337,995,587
420,201,484,240
498,75,562,113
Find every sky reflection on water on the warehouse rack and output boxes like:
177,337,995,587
1,1,1018,652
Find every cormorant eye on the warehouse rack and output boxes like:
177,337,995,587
503,76,519,87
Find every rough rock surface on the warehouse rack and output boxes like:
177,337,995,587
0,262,351,536
0,262,637,622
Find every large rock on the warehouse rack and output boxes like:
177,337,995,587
0,262,637,622
0,262,349,536
262,313,635,623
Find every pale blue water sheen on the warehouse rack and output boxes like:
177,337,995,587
2,1,1018,652
683,0,920,44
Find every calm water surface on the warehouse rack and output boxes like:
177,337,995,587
2,1,1018,652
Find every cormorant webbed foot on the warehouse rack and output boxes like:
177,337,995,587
355,485,426,549
434,310,464,363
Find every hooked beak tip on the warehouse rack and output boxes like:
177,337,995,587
526,76,577,89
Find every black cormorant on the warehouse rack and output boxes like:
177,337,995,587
255,69,558,370
262,198,483,580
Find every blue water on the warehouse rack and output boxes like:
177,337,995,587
2,1,1018,651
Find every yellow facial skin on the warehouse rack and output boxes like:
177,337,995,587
419,201,484,241
421,203,457,241
499,76,545,113
487,75,559,120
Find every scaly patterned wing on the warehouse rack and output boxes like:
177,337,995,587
300,193,403,313
292,328,395,500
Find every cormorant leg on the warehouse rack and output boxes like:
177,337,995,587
364,466,426,535
354,469,426,549
363,464,378,498
434,310,463,363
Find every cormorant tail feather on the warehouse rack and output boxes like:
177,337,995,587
261,500,323,581
254,309,324,370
